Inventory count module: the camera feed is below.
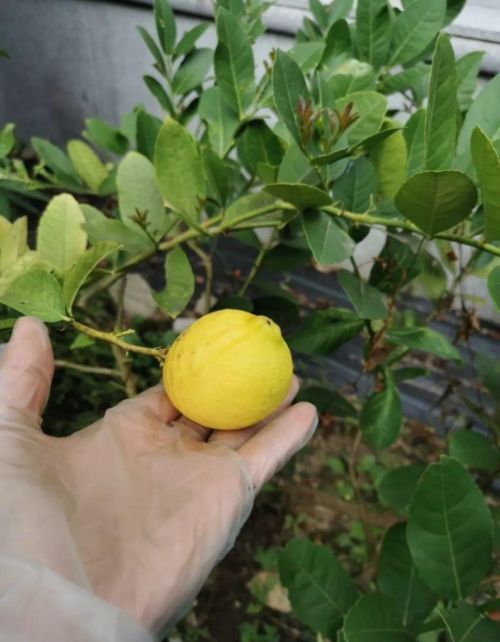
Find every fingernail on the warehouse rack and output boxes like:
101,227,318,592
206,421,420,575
310,413,319,435
0,343,5,355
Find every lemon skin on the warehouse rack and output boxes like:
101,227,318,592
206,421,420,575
163,309,293,430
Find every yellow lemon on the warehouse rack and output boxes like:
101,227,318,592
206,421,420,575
163,309,293,430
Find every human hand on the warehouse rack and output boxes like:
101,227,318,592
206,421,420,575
0,317,317,637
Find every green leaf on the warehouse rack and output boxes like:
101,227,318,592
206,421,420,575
175,23,210,56
0,251,53,299
356,0,392,70
313,129,400,167
322,19,352,67
407,457,494,600
371,125,407,200
63,241,119,313
302,212,355,266
32,137,82,188
37,194,87,273
201,147,228,206
288,42,325,74
211,295,253,313
361,371,402,451
425,34,458,171
154,0,176,54
265,183,332,210
377,465,425,514
475,352,500,397
333,157,378,212
309,0,328,28
0,268,66,322
153,246,194,317
143,75,175,116
224,192,281,228
338,271,387,320
0,217,28,273
378,523,436,626
395,170,477,236
136,110,162,162
439,602,500,642
382,64,430,102
289,308,364,355
198,86,239,157
369,237,420,293
81,205,154,255
456,52,485,112
296,385,357,418
392,367,428,384
343,593,413,642
457,75,500,158
84,118,129,155
278,143,317,184
272,50,309,147
386,326,461,361
67,140,108,193
328,0,354,24
172,48,212,96
414,250,447,300
252,295,300,327
0,123,15,158
154,118,205,222
449,430,500,473
214,8,255,118
137,25,166,75
404,108,427,176
444,0,467,25
488,265,500,310
471,127,500,241
336,92,387,146
117,151,167,241
238,120,284,175
322,68,377,102
389,0,446,66
262,244,311,272
279,538,358,638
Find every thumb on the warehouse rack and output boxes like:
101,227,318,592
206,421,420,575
0,317,54,416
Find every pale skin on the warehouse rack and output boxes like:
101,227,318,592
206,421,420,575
0,317,317,635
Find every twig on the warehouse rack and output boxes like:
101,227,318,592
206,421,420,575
70,319,166,362
54,360,121,378
112,276,138,398
323,205,500,258
238,229,277,296
188,241,213,314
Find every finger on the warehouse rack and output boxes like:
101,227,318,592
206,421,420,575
119,384,180,424
0,317,54,417
209,375,300,450
238,402,318,492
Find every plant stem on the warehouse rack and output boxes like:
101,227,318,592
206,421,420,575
70,319,166,362
238,229,277,296
112,277,138,397
54,360,122,378
323,205,500,258
188,241,214,314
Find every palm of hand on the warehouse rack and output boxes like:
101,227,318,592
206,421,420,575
0,318,316,635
